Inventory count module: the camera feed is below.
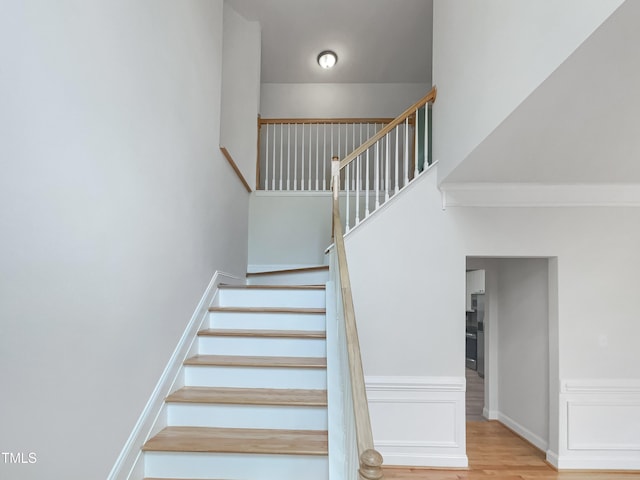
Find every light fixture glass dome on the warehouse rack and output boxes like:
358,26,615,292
317,50,338,69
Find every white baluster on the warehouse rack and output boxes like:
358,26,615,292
404,117,409,187
308,123,312,191
414,108,420,178
385,132,390,202
294,124,298,190
279,124,283,191
394,125,399,194
338,123,341,163
323,124,328,190
355,155,360,226
424,105,429,169
365,124,370,217
375,140,380,209
315,124,319,191
352,125,356,190
265,124,269,191
331,124,334,159
286,124,291,190
301,124,305,190
345,162,350,233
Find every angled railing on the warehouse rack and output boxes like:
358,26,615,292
336,86,436,233
329,156,384,480
327,87,437,479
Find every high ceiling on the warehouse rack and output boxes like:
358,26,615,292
225,0,433,84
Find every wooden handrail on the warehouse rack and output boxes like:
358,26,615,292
220,146,252,193
259,117,395,125
331,157,384,480
339,86,437,170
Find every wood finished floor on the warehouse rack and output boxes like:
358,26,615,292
384,369,640,479
384,420,640,479
465,368,485,422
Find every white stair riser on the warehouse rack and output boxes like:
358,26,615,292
197,336,326,357
247,271,329,286
218,289,325,308
184,365,327,389
145,451,328,480
209,312,326,331
166,403,327,430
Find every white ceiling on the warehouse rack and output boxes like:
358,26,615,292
225,0,433,84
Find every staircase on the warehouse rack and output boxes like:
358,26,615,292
142,266,330,480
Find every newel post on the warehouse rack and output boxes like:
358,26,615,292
331,156,340,200
359,448,384,480
331,156,340,241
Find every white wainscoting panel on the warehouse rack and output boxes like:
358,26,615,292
553,379,640,470
365,376,467,467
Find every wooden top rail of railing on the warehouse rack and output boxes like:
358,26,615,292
258,117,395,125
331,157,384,480
339,86,437,170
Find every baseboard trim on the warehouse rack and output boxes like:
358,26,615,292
497,412,548,452
554,455,640,470
546,449,560,469
483,407,498,420
380,452,468,468
106,270,242,480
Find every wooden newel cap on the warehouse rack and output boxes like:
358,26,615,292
359,448,384,479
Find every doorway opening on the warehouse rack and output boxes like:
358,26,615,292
464,257,558,460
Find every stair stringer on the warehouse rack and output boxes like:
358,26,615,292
107,271,244,480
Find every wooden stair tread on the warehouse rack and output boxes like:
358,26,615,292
198,328,326,339
219,284,325,290
246,265,329,277
184,354,327,368
208,306,326,314
142,426,328,455
166,386,328,406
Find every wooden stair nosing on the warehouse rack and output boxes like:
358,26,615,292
142,426,328,455
219,283,326,290
184,354,327,368
246,265,329,277
197,328,326,339
208,306,326,314
166,386,328,406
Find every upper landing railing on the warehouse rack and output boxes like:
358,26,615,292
257,91,433,196
257,118,394,191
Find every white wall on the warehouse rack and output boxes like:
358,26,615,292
220,3,261,189
496,259,549,449
248,193,332,269
260,83,430,118
0,2,249,479
247,192,367,270
431,0,624,182
344,166,640,468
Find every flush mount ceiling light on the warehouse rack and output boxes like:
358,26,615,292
317,50,338,69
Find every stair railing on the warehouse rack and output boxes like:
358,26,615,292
327,87,437,479
257,117,394,191
330,156,384,480
336,86,436,233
